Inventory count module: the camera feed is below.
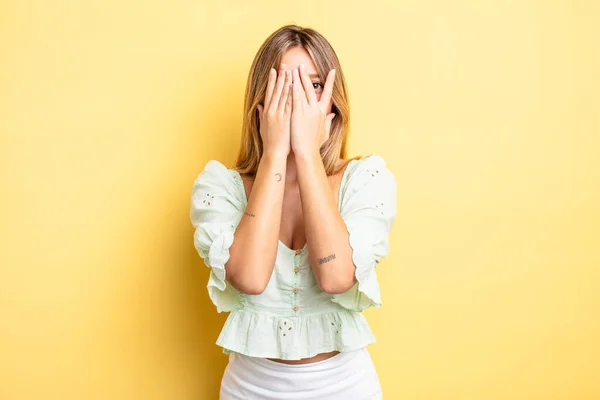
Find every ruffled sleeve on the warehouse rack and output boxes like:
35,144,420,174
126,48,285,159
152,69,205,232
331,154,398,312
190,160,247,313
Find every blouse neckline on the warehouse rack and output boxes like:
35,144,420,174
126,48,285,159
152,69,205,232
231,157,361,254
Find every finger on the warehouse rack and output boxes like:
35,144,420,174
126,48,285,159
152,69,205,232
285,81,292,113
277,70,292,115
264,68,276,108
299,64,318,105
292,68,306,109
269,64,288,111
319,69,336,107
325,112,336,140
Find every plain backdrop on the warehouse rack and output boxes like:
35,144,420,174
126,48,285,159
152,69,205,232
1,0,599,399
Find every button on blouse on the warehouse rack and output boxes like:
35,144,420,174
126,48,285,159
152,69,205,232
190,153,397,360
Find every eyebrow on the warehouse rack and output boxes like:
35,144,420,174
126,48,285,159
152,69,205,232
308,74,321,80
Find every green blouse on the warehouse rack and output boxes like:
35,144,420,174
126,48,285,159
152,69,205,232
190,153,397,360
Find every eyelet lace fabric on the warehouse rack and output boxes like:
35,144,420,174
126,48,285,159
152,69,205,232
190,154,397,360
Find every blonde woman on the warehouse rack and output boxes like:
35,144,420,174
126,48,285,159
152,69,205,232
190,24,397,399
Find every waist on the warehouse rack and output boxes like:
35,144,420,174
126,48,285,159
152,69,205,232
267,349,340,365
239,298,343,317
230,347,370,372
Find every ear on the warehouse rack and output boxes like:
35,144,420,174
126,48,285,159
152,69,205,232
257,104,263,120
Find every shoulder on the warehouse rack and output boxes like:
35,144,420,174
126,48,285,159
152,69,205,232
343,153,396,192
339,153,397,222
193,160,242,186
192,159,246,204
194,159,236,182
353,153,388,170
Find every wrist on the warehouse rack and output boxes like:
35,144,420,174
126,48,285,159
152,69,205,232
262,148,290,159
293,147,322,164
262,148,289,161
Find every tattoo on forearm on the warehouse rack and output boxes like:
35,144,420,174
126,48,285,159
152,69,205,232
244,212,255,218
275,173,282,182
318,254,336,265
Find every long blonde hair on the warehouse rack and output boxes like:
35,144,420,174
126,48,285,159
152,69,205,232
234,24,357,176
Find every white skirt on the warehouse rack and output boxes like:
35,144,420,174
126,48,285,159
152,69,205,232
219,347,383,399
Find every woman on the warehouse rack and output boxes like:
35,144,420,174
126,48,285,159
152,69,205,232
190,24,397,399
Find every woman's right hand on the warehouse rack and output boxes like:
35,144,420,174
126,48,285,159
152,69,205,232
257,64,293,157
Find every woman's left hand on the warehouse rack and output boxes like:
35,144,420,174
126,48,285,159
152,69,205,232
290,64,336,157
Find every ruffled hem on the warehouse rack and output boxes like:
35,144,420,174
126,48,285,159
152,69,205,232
191,159,247,313
215,307,376,360
330,223,382,312
207,276,243,314
200,226,243,313
329,153,392,312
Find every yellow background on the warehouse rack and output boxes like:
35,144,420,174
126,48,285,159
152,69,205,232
1,0,599,399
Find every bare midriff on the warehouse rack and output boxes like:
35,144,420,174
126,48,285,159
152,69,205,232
267,350,340,364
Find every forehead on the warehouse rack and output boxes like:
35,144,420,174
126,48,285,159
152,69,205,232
280,46,317,73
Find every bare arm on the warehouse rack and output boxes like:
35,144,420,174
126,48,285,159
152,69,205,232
225,64,292,294
225,152,288,294
290,64,356,294
296,152,356,294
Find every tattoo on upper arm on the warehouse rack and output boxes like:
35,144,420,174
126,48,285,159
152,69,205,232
318,254,336,265
244,212,255,218
275,173,282,182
